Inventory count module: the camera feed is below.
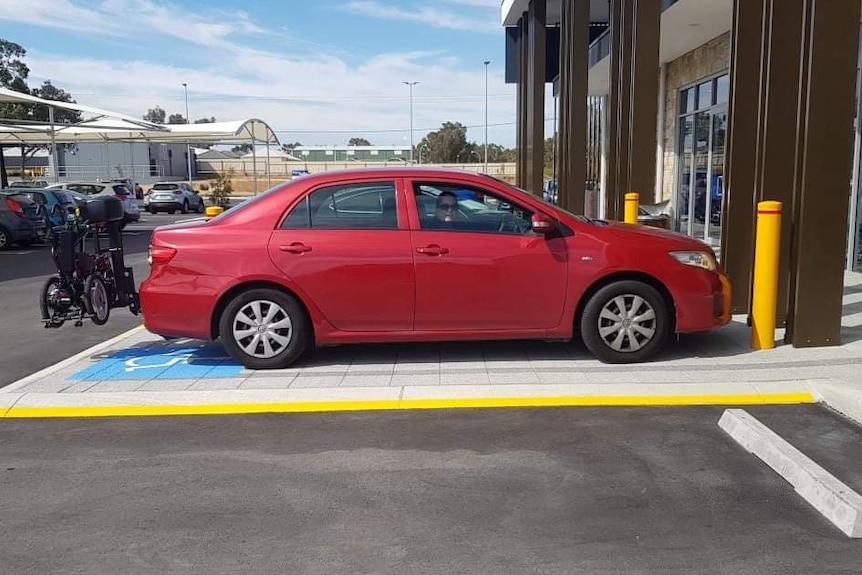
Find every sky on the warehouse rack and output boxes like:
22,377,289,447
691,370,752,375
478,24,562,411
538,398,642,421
0,0,549,149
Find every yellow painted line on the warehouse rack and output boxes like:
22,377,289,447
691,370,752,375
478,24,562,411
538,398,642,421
0,392,817,419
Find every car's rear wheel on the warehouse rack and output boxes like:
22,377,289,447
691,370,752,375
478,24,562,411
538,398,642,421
181,201,189,214
0,227,10,251
219,288,309,369
580,280,670,364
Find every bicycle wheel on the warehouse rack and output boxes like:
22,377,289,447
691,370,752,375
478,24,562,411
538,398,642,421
40,276,65,326
84,274,110,326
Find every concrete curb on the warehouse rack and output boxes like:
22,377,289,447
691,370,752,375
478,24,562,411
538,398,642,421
719,408,862,538
811,381,862,427
1,381,818,419
2,325,145,393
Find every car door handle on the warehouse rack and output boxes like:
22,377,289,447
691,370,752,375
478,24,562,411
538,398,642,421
416,245,449,256
279,243,312,254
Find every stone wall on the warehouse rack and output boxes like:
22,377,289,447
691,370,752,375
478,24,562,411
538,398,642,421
660,32,731,201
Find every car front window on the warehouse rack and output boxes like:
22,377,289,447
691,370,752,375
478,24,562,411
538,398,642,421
413,182,534,235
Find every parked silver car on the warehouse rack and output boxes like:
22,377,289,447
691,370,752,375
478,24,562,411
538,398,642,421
46,181,140,229
145,182,205,214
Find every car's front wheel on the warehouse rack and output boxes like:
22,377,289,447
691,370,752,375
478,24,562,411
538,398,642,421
580,280,671,364
219,288,309,369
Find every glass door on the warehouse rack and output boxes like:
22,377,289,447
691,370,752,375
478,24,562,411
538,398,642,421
674,74,730,247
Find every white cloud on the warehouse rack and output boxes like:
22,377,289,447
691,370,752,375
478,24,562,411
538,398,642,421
2,0,520,147
442,0,500,7
340,1,500,33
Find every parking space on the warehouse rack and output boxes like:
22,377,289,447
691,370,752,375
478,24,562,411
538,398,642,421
0,406,859,573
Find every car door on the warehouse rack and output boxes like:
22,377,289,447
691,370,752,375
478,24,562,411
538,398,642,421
407,180,569,332
267,178,415,332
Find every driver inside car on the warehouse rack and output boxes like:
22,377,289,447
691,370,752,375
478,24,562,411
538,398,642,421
434,191,461,224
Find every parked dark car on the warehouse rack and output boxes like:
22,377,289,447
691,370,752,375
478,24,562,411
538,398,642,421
0,191,47,249
46,181,140,229
16,188,78,230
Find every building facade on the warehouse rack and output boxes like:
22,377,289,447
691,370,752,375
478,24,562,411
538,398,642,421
293,145,413,163
503,0,862,348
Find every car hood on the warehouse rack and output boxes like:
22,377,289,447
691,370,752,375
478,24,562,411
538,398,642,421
596,220,715,252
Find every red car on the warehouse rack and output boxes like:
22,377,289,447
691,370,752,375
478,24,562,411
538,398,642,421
141,168,731,368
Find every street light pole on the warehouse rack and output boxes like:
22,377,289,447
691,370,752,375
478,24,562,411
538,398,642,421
403,81,419,163
483,60,490,173
182,82,192,185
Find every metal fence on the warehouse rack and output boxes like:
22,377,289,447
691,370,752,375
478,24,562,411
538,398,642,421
196,160,518,183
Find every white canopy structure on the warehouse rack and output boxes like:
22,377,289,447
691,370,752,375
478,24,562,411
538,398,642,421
0,87,281,190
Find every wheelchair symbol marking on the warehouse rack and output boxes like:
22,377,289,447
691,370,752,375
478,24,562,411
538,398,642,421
123,349,233,373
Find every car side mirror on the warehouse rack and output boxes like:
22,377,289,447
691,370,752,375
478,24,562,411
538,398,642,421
532,213,555,234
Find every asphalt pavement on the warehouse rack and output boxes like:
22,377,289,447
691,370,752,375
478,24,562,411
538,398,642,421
0,213,191,387
0,406,860,574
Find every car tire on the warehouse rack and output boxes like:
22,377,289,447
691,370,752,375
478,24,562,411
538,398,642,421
196,200,205,214
0,227,11,251
219,288,309,370
181,201,189,214
580,280,671,364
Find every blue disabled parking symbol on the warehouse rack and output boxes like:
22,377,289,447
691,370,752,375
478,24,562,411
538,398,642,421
71,342,245,381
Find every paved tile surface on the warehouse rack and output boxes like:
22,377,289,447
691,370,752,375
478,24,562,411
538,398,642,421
5,273,862,400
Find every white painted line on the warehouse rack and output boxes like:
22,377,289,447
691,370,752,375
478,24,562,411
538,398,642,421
2,325,145,393
719,408,862,538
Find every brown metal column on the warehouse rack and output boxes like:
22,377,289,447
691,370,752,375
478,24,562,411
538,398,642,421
757,0,807,326
627,0,660,201
612,0,634,220
525,0,547,196
558,0,589,213
605,0,623,220
788,0,861,346
721,0,767,314
516,16,529,189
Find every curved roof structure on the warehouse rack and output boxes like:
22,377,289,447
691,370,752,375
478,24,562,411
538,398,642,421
0,88,279,146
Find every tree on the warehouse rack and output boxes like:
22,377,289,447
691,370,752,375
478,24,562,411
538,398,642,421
0,39,81,187
208,168,234,208
348,137,371,146
418,121,469,163
0,40,30,188
143,106,166,124
194,117,216,124
167,113,186,124
30,81,82,124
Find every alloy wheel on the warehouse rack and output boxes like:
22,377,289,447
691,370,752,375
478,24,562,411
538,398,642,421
231,300,294,359
597,294,657,353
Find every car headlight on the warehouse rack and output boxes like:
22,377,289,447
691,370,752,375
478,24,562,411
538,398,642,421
670,251,716,271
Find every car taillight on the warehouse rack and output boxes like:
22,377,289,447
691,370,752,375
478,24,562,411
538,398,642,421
116,193,129,201
5,198,25,218
173,190,183,195
148,245,177,265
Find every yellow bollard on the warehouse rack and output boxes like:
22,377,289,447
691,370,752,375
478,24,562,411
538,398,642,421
751,200,782,350
624,192,639,224
205,206,224,218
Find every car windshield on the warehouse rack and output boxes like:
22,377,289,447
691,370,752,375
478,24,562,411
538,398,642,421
152,183,179,190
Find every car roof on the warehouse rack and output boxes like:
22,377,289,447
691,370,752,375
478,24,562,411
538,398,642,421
279,167,504,187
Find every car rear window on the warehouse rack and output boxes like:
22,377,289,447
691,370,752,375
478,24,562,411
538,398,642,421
152,183,178,190
3,193,35,204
